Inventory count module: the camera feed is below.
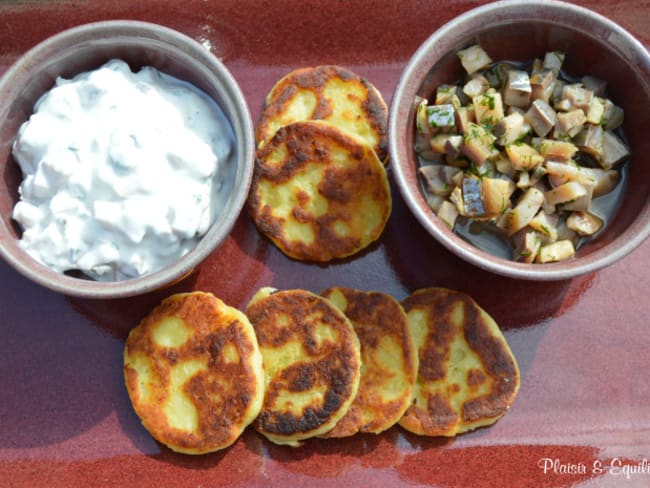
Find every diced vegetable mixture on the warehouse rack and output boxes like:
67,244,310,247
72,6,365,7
415,45,629,263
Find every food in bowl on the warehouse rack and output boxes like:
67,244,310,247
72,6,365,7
415,45,629,264
11,59,235,281
415,45,630,263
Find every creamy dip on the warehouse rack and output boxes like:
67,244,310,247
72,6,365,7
12,59,235,281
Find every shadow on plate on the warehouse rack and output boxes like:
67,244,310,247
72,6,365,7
0,266,125,449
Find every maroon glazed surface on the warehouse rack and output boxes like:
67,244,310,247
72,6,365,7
1,1,649,487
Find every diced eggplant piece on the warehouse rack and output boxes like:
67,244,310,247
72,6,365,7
525,99,557,137
435,84,462,108
544,181,589,206
458,44,493,74
586,97,606,125
445,154,471,169
505,141,544,171
415,130,444,161
505,187,545,235
578,167,620,197
419,164,461,196
494,112,531,146
531,58,544,75
462,176,486,217
601,99,624,130
530,164,547,187
455,105,476,133
449,186,465,215
536,240,575,263
555,109,586,138
485,62,512,88
581,76,607,97
494,153,516,177
430,134,462,156
562,182,593,212
513,230,542,263
537,139,578,161
463,74,490,98
426,194,446,213
426,104,456,131
566,211,604,236
561,83,593,113
574,124,604,161
543,51,565,74
528,210,559,241
601,130,630,169
415,98,433,135
472,90,505,126
461,123,499,165
516,170,531,189
481,177,515,216
437,200,460,229
551,79,566,105
504,70,532,108
545,160,587,187
530,69,557,102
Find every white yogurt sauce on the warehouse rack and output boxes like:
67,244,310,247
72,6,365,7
11,59,235,281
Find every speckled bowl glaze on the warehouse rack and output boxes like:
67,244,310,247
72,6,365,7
0,20,255,298
389,0,650,280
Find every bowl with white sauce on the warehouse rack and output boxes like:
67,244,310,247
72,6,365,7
389,0,650,280
0,20,255,297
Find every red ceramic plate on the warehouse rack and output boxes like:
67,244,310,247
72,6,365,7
1,1,649,487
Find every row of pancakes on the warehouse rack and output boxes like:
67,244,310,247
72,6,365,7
248,65,392,262
123,287,520,454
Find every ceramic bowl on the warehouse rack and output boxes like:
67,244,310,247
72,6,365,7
389,0,650,280
0,20,255,297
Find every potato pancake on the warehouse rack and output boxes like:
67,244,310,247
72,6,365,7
246,287,361,446
123,292,265,454
320,287,417,437
248,120,391,262
256,65,388,162
399,288,520,436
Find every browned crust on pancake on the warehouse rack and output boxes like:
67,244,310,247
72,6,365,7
399,287,520,436
246,289,360,441
257,65,388,161
320,287,417,437
124,292,262,453
248,120,391,262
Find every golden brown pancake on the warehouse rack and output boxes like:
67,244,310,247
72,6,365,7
256,65,389,162
399,288,520,436
248,120,391,262
245,287,361,446
123,292,265,454
319,287,417,437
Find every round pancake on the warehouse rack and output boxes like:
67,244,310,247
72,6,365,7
123,292,265,454
399,288,520,437
248,120,392,262
245,287,361,446
320,287,417,437
256,65,388,162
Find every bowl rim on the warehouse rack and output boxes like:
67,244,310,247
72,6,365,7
0,20,255,298
389,0,650,281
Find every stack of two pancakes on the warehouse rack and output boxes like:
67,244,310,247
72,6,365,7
248,65,392,263
123,286,520,452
